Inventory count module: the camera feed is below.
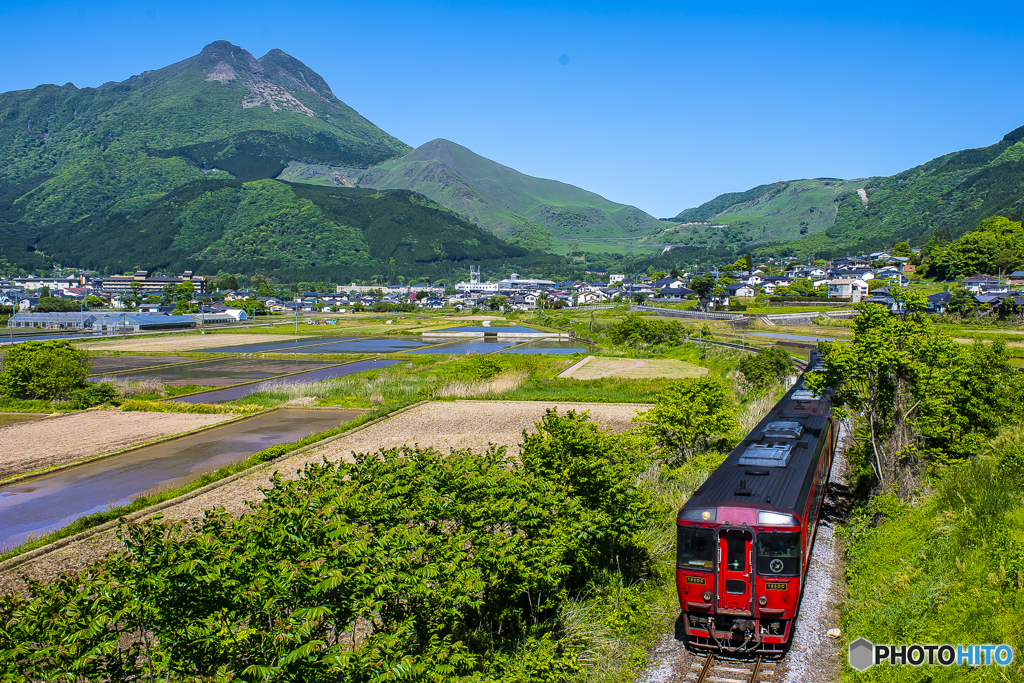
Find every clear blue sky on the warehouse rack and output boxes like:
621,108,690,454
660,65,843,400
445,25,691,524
2,0,1023,217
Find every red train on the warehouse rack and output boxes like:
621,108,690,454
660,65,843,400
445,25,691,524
675,354,837,654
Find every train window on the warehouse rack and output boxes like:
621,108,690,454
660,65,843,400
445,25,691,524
757,532,801,576
725,532,747,571
725,579,747,595
676,526,715,570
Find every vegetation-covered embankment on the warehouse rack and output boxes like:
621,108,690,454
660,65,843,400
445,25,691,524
807,305,1024,681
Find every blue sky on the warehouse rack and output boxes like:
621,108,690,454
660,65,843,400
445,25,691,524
2,0,1023,217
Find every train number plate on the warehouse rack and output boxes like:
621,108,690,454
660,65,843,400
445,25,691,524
765,582,787,590
685,576,706,585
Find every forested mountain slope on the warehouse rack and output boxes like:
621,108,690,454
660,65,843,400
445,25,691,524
282,138,664,251
32,179,555,282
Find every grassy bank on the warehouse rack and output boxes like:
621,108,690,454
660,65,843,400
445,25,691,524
839,431,1024,681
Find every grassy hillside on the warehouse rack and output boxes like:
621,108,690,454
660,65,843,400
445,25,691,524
668,125,1024,261
33,179,561,282
285,139,664,253
658,179,871,256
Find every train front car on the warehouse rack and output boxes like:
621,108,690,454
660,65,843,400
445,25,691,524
675,356,836,654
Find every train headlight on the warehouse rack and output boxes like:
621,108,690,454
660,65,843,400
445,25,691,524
758,595,768,607
757,510,799,526
702,591,712,602
680,508,717,523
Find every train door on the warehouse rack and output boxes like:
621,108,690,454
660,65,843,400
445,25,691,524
718,529,753,612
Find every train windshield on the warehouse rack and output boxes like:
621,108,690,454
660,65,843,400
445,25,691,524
757,531,801,577
677,526,715,570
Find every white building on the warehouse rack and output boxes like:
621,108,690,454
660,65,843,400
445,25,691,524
826,278,869,299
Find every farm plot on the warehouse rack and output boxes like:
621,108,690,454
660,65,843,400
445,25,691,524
558,355,708,380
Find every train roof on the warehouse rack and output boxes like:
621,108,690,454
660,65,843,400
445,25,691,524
681,362,832,519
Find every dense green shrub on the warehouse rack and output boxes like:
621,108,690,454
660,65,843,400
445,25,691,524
66,381,119,409
607,314,689,347
633,378,737,464
0,410,660,682
738,347,795,392
0,340,89,400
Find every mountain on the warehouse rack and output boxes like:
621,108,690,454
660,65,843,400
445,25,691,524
668,125,1024,259
0,40,410,228
280,139,665,252
0,41,570,280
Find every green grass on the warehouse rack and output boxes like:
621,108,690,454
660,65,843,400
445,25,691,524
839,431,1024,682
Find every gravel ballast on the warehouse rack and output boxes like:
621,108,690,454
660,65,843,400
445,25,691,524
0,400,649,595
0,410,234,482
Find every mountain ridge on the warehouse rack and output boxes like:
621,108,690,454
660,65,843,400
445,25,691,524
282,138,665,252
668,125,1024,258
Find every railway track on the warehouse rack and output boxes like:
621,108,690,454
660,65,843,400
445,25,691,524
691,654,774,683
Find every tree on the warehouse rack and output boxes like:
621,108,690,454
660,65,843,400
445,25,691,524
634,378,737,463
893,241,912,257
738,347,795,392
689,274,716,299
744,253,754,272
39,286,50,298
218,275,239,291
0,340,90,400
806,305,1022,499
487,295,507,311
948,285,975,314
34,297,80,313
669,269,682,278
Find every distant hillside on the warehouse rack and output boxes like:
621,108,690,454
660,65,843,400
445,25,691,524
281,139,664,252
33,178,556,282
668,125,1024,260
659,179,870,254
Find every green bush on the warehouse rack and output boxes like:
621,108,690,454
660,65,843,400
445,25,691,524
67,382,119,409
738,347,795,392
0,410,660,681
607,314,689,347
0,340,89,400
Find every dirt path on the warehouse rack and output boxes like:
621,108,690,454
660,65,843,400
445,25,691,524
0,410,234,481
637,422,853,683
0,401,649,596
78,333,312,352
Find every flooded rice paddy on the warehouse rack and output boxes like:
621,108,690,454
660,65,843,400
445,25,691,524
276,338,427,354
88,355,192,375
169,359,401,403
0,408,364,550
502,340,588,355
0,413,46,429
90,358,332,387
410,339,522,354
195,337,357,353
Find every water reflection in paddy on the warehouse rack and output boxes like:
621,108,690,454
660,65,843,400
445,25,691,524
90,358,331,386
410,339,521,354
502,340,588,355
0,408,364,550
